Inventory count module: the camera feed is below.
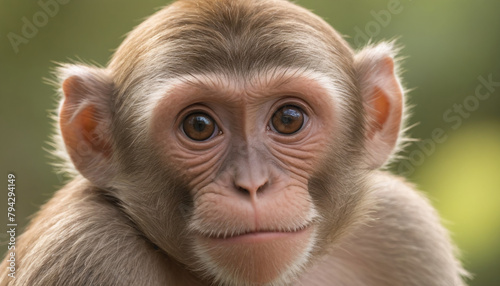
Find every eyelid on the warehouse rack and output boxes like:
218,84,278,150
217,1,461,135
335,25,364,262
177,105,221,130
268,97,311,119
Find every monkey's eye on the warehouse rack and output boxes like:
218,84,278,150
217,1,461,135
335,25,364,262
271,105,305,135
182,113,217,141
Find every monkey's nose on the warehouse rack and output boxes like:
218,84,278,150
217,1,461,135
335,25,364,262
235,180,268,196
232,148,270,196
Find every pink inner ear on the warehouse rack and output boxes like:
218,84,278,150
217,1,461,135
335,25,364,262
60,103,110,157
80,106,111,156
60,76,111,158
366,86,391,139
373,87,390,129
359,53,404,168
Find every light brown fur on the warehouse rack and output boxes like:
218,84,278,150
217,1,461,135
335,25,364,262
0,0,467,285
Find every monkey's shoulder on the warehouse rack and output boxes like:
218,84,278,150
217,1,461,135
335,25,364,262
311,172,468,286
369,171,438,220
0,178,171,286
365,172,458,259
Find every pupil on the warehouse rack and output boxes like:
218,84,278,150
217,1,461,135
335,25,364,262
281,109,300,125
281,116,292,125
194,117,207,132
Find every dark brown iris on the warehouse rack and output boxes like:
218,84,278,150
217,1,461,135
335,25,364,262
183,113,216,141
271,105,304,134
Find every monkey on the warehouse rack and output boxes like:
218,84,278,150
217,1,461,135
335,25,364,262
0,0,468,285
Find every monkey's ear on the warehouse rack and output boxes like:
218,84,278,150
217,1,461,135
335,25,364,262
355,43,404,169
56,64,115,185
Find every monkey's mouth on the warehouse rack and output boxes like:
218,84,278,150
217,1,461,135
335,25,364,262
195,223,315,283
203,223,313,242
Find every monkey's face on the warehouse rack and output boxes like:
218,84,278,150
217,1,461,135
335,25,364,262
56,1,403,284
148,71,342,284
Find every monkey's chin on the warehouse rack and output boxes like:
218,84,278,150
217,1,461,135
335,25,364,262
194,226,315,285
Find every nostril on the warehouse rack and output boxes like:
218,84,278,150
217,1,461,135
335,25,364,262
256,182,267,193
235,181,268,196
238,186,250,195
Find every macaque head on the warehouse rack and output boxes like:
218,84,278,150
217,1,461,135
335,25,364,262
55,0,404,285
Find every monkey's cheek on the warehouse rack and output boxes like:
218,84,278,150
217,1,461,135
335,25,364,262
196,226,315,284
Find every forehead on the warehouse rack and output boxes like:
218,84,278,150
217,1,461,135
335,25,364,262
110,0,355,96
146,68,347,124
173,68,339,102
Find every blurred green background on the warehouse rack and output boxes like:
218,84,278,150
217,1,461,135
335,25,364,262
1,0,499,284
